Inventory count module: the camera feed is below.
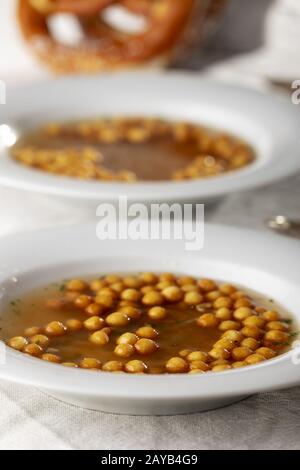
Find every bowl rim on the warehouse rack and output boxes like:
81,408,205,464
0,221,299,399
1,71,300,202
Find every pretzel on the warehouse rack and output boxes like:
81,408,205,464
29,0,115,16
18,0,196,73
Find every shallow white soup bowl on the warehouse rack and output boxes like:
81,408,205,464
0,222,299,415
1,72,300,205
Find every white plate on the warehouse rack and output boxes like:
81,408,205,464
0,222,299,415
1,72,300,204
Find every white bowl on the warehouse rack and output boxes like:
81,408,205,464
1,72,300,204
0,222,299,415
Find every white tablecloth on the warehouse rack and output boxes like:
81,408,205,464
1,381,300,450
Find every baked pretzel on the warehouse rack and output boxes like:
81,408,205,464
18,0,197,73
29,0,116,16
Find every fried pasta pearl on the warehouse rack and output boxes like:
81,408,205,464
166,357,189,373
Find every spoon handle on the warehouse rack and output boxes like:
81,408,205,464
266,216,300,240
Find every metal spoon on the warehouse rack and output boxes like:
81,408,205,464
266,215,300,240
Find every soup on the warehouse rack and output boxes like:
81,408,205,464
12,117,255,182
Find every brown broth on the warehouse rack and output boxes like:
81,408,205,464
14,132,203,181
12,118,256,182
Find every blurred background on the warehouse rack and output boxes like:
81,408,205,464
0,0,300,237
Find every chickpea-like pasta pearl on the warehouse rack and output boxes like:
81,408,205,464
219,320,241,332
105,274,121,284
95,295,115,308
209,348,230,360
67,279,87,291
181,284,198,292
241,325,263,339
184,291,204,305
117,332,138,345
98,287,118,299
123,277,143,289
243,315,266,328
83,316,105,331
197,313,219,328
85,303,104,317
179,349,193,358
212,364,231,372
231,346,253,361
23,343,43,357
110,282,125,293
264,330,289,343
189,360,210,371
177,276,196,286
245,354,265,365
103,361,124,372
213,296,232,309
211,359,229,367
135,338,158,355
219,284,236,295
222,330,244,343
213,339,235,351
74,294,92,309
156,281,173,291
233,307,254,321
118,306,142,319
215,308,232,320
189,369,205,374
142,292,164,306
24,326,41,337
45,321,66,337
106,312,130,327
135,326,158,339
265,321,288,332
121,288,141,302
234,298,253,308
232,361,248,368
159,273,176,283
140,286,157,294
148,306,167,320
89,330,110,346
241,338,260,350
198,279,217,291
187,351,210,363
162,286,183,302
8,336,28,351
114,343,135,358
166,357,189,373
255,307,266,314
30,334,50,348
42,353,61,363
90,279,107,291
262,310,280,322
206,290,222,301
80,357,102,369
65,319,83,331
139,272,158,284
255,347,276,359
125,360,147,374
